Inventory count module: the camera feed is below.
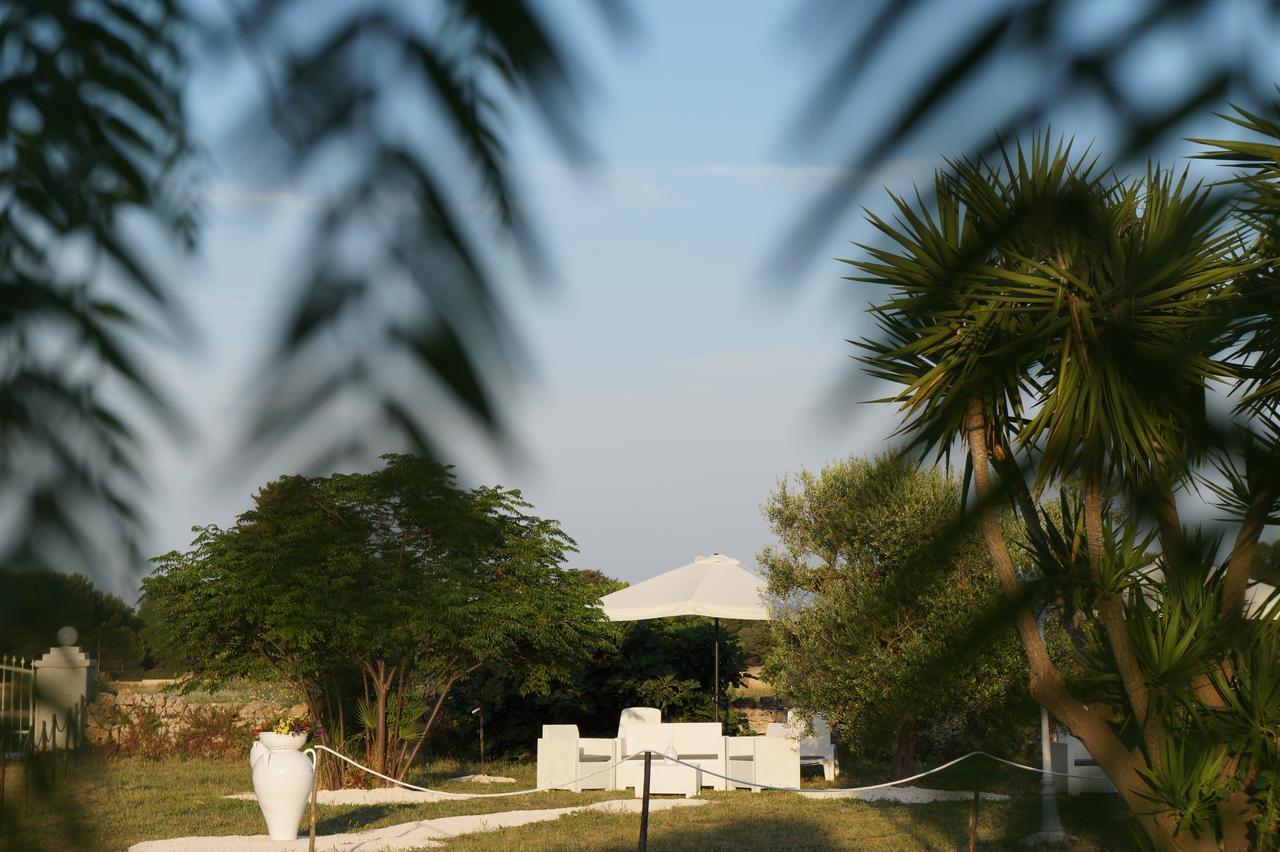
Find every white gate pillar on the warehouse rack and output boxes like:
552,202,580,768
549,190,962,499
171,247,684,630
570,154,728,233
31,627,96,750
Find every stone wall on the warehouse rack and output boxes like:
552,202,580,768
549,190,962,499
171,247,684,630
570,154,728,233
731,695,786,734
86,689,307,748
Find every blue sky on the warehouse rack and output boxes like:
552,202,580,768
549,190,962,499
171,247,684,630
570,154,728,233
121,1,1277,601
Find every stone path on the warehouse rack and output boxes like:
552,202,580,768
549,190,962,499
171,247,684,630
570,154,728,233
129,797,711,851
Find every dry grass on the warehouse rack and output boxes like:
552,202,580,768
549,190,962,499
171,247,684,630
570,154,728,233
0,754,625,851
442,791,1133,851
0,753,1132,851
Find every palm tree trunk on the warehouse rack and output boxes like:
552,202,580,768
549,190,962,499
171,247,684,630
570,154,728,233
1082,475,1156,745
964,399,1202,850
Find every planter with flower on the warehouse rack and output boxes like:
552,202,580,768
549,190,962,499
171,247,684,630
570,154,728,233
253,716,319,751
249,716,322,841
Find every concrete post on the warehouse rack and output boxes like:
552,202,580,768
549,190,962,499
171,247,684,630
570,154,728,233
31,627,96,750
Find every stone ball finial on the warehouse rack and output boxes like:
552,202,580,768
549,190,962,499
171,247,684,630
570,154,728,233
57,626,78,647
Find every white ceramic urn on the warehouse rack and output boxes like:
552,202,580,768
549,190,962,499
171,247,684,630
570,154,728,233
250,734,314,841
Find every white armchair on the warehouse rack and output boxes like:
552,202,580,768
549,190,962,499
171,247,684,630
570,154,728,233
756,727,801,789
784,710,839,782
535,724,615,792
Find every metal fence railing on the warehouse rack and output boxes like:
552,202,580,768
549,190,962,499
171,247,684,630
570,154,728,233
0,655,33,758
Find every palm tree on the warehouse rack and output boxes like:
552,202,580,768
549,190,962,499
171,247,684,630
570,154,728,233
0,0,626,580
853,133,1276,850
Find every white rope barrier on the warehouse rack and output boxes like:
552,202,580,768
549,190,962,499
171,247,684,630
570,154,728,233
309,744,1099,801
311,745,623,799
647,749,1095,794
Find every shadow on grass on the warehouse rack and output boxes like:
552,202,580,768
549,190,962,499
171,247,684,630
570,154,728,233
442,791,1120,851
314,803,393,834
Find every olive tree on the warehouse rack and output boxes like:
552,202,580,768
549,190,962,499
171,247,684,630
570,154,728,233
760,453,1034,777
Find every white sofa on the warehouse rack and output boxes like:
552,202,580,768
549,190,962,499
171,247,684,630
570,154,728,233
617,722,726,791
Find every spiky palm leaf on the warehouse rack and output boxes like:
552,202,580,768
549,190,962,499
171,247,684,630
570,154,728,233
0,0,196,575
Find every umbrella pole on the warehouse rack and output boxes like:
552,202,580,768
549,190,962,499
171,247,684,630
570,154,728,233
714,617,720,724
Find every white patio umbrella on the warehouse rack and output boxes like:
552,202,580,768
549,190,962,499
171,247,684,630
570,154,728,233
598,553,769,722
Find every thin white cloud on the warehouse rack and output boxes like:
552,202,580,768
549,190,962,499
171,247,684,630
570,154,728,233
679,157,938,187
681,163,854,182
523,162,680,207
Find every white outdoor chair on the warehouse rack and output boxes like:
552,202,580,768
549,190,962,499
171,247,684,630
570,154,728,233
782,711,840,782
756,727,801,789
535,724,615,792
724,736,760,792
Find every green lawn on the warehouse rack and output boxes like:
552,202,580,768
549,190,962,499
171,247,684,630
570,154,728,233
442,791,1132,851
0,754,1133,851
1,754,624,851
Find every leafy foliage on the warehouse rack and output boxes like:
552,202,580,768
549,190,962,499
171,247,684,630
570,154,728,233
784,0,1279,267
852,129,1280,850
759,453,1036,770
142,454,614,781
0,569,144,673
0,0,197,578
461,613,749,756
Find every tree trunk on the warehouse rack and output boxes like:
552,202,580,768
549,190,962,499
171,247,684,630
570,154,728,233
893,718,917,780
1082,475,1158,755
365,659,393,778
1222,486,1273,618
963,399,1208,851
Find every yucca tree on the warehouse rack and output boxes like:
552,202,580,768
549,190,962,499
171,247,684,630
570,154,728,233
851,133,1278,850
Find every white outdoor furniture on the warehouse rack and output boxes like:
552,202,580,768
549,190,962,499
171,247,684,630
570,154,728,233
783,711,839,782
1050,733,1118,796
617,721,726,792
535,724,616,792
535,716,802,795
724,736,759,791
673,722,728,791
634,760,699,798
754,731,801,789
618,706,661,735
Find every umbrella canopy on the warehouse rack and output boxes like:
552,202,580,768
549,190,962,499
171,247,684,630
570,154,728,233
599,553,769,621
599,553,768,723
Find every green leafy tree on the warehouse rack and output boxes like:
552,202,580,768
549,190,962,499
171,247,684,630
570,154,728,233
759,453,1033,777
0,570,144,673
143,454,613,782
853,132,1279,850
466,614,749,754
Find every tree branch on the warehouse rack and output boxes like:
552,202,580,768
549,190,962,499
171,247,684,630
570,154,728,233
1222,486,1274,618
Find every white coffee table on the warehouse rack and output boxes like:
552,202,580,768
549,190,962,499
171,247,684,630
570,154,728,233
634,761,698,798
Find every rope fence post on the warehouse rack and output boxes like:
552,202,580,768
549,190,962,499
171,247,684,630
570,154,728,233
637,750,652,852
24,722,32,817
308,749,319,852
967,784,980,851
